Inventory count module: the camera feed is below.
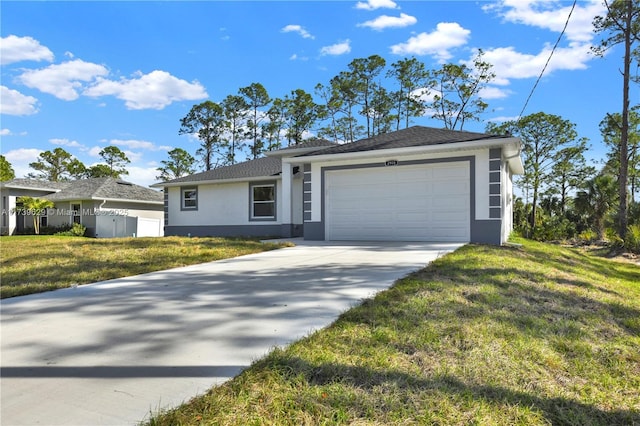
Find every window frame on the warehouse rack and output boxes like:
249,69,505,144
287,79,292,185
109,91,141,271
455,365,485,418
181,187,198,211
249,181,276,221
71,202,81,225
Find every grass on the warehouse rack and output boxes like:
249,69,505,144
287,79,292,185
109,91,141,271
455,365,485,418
0,235,288,299
147,238,640,426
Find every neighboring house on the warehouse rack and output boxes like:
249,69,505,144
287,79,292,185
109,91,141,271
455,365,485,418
154,126,524,245
0,179,68,236
0,177,164,237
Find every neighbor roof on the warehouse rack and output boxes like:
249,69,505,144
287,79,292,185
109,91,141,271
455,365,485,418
298,126,509,157
43,178,163,204
0,178,69,192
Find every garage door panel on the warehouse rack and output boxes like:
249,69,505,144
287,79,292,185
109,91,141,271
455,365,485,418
326,163,470,242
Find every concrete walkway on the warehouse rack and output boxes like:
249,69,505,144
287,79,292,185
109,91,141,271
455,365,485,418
1,241,461,425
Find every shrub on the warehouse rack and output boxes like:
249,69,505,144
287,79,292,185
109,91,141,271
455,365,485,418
625,224,640,254
578,229,598,244
605,228,624,248
54,223,86,237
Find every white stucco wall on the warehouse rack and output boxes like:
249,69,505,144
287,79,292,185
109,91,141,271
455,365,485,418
168,180,284,227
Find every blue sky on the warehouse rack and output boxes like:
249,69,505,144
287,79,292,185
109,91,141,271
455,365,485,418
0,0,633,188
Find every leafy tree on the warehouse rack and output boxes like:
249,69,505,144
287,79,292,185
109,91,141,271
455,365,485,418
575,173,618,240
593,0,640,239
67,159,87,180
156,148,196,181
347,55,387,138
16,196,54,235
547,139,595,214
387,57,428,130
600,108,640,203
86,164,114,178
315,82,343,143
262,98,287,151
179,101,228,170
0,155,15,181
28,148,85,181
370,86,396,136
283,89,320,145
98,146,130,178
327,72,363,143
240,83,271,159
221,95,249,164
427,50,495,130
487,112,584,235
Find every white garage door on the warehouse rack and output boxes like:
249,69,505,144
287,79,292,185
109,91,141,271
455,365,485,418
325,162,470,242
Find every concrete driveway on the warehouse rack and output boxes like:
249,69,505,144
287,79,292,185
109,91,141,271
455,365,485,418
1,241,461,425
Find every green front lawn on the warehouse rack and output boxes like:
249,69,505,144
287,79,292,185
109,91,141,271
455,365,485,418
148,239,640,425
0,235,287,299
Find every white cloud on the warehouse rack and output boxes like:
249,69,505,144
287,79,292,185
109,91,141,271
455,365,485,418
0,129,11,136
18,59,109,101
281,24,315,39
0,86,39,116
0,35,54,65
320,40,351,56
126,165,164,187
355,0,398,11
109,139,171,151
88,146,102,158
480,42,592,84
84,70,208,110
50,138,85,149
485,0,606,43
487,115,521,123
3,148,42,178
478,86,512,100
122,150,143,163
390,22,470,61
358,13,417,31
289,54,309,61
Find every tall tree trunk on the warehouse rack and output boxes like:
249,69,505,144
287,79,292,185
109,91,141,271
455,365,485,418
618,0,632,240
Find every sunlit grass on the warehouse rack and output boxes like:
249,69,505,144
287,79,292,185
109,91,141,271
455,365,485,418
147,238,640,426
0,235,289,298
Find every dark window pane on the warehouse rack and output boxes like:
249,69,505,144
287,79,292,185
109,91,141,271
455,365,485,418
253,186,274,202
253,202,274,217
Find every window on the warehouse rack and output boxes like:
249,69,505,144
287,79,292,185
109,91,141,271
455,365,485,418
40,211,48,228
181,187,198,210
251,183,275,220
2,196,6,227
71,203,81,224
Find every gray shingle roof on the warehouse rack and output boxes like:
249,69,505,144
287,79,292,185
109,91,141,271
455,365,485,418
157,127,509,185
43,178,163,203
275,138,337,151
0,178,69,191
298,126,508,157
161,156,283,185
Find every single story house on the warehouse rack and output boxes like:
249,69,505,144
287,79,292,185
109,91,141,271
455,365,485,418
1,177,164,237
154,126,524,245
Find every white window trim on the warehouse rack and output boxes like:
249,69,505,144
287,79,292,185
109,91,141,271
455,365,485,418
181,187,198,211
250,182,276,221
71,202,82,225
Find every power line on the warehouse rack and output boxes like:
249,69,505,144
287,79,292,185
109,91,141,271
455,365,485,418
517,0,578,121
